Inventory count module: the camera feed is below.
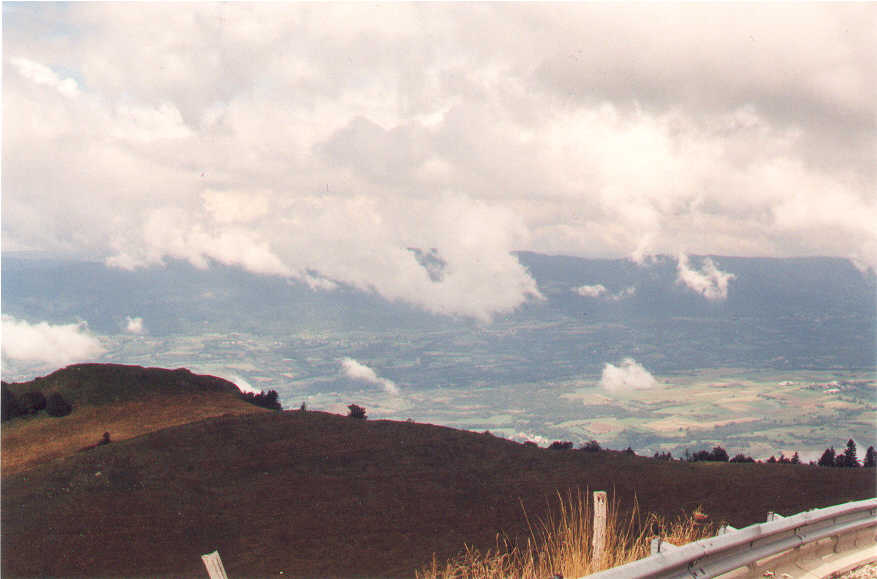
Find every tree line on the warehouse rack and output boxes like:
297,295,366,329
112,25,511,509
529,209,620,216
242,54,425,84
541,435,876,468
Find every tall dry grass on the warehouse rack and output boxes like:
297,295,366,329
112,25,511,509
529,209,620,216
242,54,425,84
417,490,716,579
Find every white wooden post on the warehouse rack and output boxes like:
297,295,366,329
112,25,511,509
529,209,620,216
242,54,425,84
201,550,229,579
592,490,608,564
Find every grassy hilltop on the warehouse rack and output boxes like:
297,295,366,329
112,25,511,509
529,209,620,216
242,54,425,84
2,364,875,577
1,364,270,475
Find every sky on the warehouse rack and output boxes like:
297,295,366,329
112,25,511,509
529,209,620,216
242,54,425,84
3,3,876,321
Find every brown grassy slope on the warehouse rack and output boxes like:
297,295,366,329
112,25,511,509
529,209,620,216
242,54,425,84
2,364,269,475
3,410,875,578
1,392,269,475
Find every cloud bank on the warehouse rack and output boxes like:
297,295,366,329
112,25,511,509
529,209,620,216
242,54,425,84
600,358,658,392
676,255,735,301
341,358,400,395
4,3,875,321
1,315,106,367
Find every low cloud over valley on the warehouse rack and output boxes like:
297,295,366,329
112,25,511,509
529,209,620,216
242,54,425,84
3,4,875,320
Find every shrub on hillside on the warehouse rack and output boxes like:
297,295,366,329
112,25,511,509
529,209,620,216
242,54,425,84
708,446,729,462
240,389,282,411
864,446,876,468
347,404,367,419
2,383,23,421
689,446,729,462
730,453,755,463
818,447,836,467
690,450,712,462
653,451,674,461
548,441,573,451
580,440,602,452
45,392,73,417
836,439,860,468
18,391,47,415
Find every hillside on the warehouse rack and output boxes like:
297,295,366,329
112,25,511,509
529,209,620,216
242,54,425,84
2,364,270,474
3,402,875,577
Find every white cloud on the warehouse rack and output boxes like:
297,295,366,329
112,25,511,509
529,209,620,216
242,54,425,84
202,190,271,224
573,284,635,301
124,316,145,334
10,57,80,98
1,315,105,367
105,208,293,277
600,358,658,392
341,357,399,395
511,432,551,447
574,284,607,298
676,255,735,301
109,102,193,143
228,375,260,395
4,3,875,318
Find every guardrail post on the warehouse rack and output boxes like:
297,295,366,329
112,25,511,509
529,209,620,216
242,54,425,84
592,491,607,564
650,537,680,555
202,550,229,579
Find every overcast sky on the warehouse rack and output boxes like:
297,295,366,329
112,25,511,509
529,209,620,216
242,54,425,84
3,3,875,320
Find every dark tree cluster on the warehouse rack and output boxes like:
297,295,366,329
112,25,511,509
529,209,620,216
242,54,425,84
580,440,602,453
688,446,730,462
548,441,574,450
2,383,72,421
765,452,800,464
818,439,872,468
347,404,367,419
240,389,282,411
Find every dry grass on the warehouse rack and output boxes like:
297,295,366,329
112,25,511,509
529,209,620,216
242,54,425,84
417,490,716,579
1,392,268,475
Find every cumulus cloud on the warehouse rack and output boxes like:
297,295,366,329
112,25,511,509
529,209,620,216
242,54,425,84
3,3,875,318
10,56,80,98
105,208,293,277
574,284,607,298
1,315,105,367
228,374,260,395
124,316,145,334
600,358,658,392
676,255,735,301
341,357,399,395
109,102,193,143
573,284,635,300
512,432,551,447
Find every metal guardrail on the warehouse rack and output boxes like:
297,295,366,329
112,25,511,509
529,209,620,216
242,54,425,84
582,497,877,579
